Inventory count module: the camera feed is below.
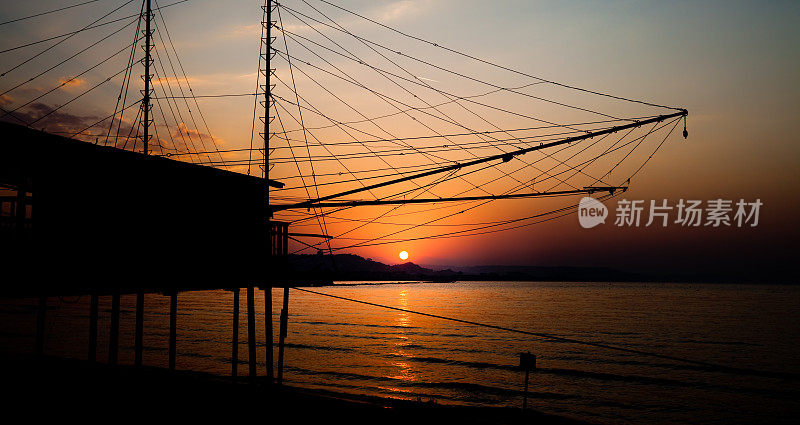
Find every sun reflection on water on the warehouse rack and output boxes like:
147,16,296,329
386,288,417,382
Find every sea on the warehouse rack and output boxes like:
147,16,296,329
0,281,798,424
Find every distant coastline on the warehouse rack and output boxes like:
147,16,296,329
286,254,796,285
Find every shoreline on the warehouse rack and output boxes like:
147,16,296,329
1,352,588,424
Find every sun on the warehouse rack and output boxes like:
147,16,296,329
399,251,409,261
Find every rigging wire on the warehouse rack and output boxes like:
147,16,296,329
105,1,143,146
0,0,103,27
0,17,139,99
292,286,787,380
0,0,190,55
0,0,136,78
152,0,227,166
315,0,683,111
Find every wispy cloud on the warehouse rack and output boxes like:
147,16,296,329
226,23,261,38
57,77,87,92
0,101,99,135
172,122,227,149
370,0,433,22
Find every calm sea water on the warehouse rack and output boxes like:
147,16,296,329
1,281,798,424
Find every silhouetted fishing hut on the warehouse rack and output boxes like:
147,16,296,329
0,120,286,376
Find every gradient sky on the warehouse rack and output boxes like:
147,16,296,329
1,1,798,279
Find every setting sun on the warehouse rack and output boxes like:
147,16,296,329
399,251,409,261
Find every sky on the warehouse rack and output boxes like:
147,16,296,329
1,0,798,281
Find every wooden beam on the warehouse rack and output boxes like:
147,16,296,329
169,291,177,371
285,187,625,209
134,290,144,366
287,232,332,239
109,291,120,365
232,288,239,380
277,287,289,385
35,296,46,355
88,293,98,362
265,287,274,383
247,287,256,379
271,111,686,212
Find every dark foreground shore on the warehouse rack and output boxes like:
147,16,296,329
1,353,587,424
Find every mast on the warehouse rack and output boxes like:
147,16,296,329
263,0,275,383
134,0,153,369
142,0,152,155
265,0,270,204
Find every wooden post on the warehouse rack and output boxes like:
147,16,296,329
247,286,256,379
523,369,530,410
265,285,274,383
169,291,177,371
15,175,26,236
232,288,239,380
134,290,144,366
519,352,536,410
88,292,98,362
35,296,46,355
277,286,289,385
109,291,120,365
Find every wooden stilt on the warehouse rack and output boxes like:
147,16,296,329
134,290,144,366
109,291,120,365
15,176,26,237
169,291,177,371
523,369,530,410
35,296,46,355
232,288,239,380
246,286,256,379
277,286,289,385
265,286,274,383
88,292,98,362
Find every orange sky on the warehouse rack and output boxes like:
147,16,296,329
1,1,797,279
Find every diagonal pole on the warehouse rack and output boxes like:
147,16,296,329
272,111,686,212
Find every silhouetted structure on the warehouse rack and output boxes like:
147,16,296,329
0,121,284,297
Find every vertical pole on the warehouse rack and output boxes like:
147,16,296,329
265,0,272,187
232,288,239,380
88,292,98,362
135,0,151,369
523,369,530,410
35,296,46,355
277,286,288,385
168,291,177,371
264,0,275,384
265,282,274,383
109,290,120,365
247,287,256,379
265,0,272,185
134,291,144,366
142,0,151,155
15,177,26,235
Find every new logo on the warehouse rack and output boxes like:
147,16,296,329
578,197,608,228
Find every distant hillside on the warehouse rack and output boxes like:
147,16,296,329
287,254,460,284
285,254,641,284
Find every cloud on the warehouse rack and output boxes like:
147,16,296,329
0,102,99,135
152,75,200,86
370,0,432,22
227,23,261,38
57,77,87,92
0,97,142,145
165,122,229,159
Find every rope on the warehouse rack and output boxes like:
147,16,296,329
292,286,796,380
